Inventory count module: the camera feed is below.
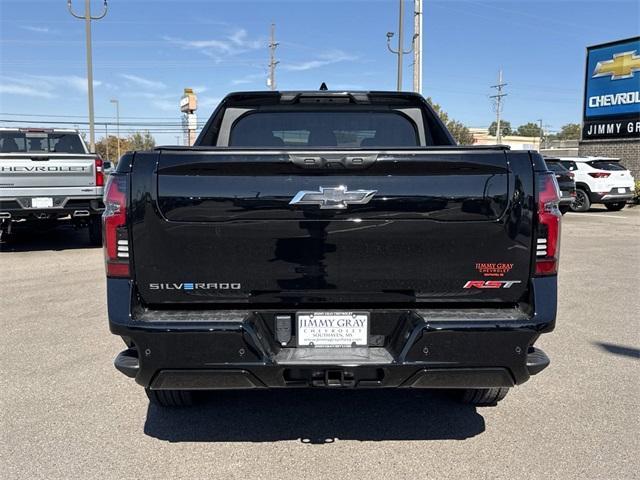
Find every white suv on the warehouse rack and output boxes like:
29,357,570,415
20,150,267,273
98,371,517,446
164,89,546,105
559,157,635,212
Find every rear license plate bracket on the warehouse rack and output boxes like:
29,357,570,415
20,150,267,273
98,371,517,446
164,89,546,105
31,197,53,209
297,311,369,348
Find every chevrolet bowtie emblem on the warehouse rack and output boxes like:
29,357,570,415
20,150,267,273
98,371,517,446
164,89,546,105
289,186,377,209
593,50,640,80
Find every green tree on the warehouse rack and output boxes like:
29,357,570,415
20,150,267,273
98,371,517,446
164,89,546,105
128,130,156,151
426,97,475,145
488,121,512,137
516,122,543,137
95,135,133,163
556,123,581,140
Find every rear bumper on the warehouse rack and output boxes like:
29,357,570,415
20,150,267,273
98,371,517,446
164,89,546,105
107,277,556,390
0,196,104,219
589,188,634,203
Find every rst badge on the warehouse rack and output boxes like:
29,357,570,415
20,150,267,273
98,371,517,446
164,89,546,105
464,280,522,289
289,186,376,209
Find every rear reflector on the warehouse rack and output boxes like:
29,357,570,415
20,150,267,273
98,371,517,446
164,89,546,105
535,172,561,276
103,174,130,278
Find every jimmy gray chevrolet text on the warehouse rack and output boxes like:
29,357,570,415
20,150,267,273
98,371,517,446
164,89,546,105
105,90,559,407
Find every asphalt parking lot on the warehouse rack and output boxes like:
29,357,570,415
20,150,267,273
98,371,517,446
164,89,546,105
1,207,639,480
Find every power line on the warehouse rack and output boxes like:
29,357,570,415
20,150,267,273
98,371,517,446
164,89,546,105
0,119,206,126
0,112,185,120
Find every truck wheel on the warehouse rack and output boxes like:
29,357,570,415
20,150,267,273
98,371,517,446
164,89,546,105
570,189,590,212
88,215,102,246
145,389,194,407
604,202,626,211
460,387,509,406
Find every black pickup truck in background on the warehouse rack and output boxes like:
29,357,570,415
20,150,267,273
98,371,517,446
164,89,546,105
105,91,560,407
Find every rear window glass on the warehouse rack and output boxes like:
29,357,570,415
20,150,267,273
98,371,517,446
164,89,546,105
587,160,626,171
560,161,577,171
545,161,567,173
229,111,419,148
0,131,85,154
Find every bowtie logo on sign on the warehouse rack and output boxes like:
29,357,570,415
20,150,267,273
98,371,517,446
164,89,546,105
592,50,640,80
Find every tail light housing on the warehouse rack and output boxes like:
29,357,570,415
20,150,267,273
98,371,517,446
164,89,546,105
95,157,104,187
567,172,574,179
535,172,561,276
588,172,610,178
103,174,130,277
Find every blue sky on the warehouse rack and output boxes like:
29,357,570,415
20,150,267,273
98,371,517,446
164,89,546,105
1,0,639,144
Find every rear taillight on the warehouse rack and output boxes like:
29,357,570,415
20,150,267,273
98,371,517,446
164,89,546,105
95,157,104,186
567,172,574,179
103,174,130,278
588,172,610,178
536,172,561,276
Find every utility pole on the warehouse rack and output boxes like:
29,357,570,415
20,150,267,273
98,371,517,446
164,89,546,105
413,0,423,94
67,0,108,153
110,99,120,160
490,69,507,144
387,0,414,91
268,23,279,91
105,122,109,161
537,118,544,151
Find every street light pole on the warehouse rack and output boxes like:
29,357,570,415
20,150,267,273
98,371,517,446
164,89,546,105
67,0,108,154
110,99,120,160
386,0,414,91
413,0,423,94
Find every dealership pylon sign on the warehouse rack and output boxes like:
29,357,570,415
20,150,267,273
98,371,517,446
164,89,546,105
582,36,640,140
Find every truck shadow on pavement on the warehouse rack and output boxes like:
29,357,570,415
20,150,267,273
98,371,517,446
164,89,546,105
144,389,485,443
0,225,97,252
594,342,640,360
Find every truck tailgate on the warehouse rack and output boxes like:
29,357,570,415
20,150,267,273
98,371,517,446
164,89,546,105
131,149,535,305
0,153,98,190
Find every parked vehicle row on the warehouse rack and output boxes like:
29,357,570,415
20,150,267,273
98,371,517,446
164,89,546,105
558,157,635,212
544,157,576,215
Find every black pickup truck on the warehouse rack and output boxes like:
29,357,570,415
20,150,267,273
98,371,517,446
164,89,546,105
105,91,560,407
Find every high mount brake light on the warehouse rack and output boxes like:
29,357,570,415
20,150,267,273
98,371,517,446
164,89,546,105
95,157,104,187
536,172,561,276
588,172,610,178
103,174,130,278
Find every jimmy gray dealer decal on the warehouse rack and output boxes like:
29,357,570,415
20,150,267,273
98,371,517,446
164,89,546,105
149,282,241,290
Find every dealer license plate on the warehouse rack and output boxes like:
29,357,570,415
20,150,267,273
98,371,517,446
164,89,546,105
32,197,53,208
297,311,369,348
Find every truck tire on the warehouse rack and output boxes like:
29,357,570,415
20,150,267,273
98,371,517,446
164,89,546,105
145,389,194,407
460,387,509,406
604,202,626,211
88,215,102,246
570,188,590,212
